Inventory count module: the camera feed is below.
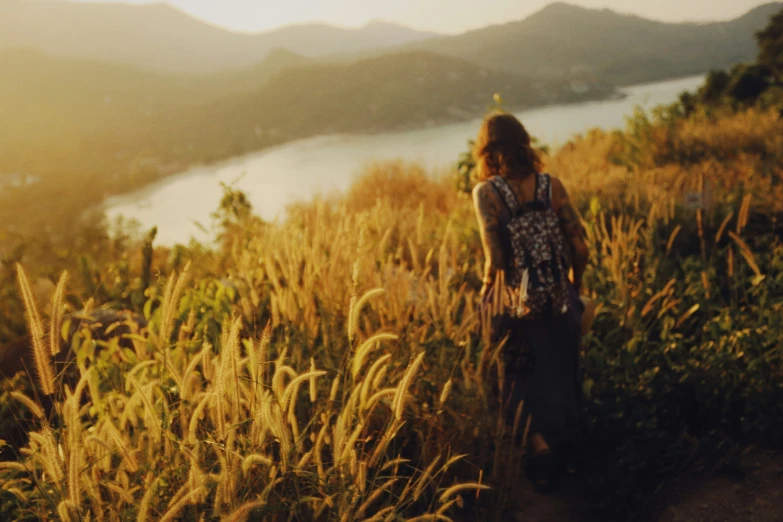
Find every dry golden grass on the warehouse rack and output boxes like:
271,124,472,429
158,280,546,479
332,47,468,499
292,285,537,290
4,263,490,521
2,108,782,520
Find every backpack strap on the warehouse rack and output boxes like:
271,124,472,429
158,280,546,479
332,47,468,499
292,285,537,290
488,176,520,215
536,173,552,208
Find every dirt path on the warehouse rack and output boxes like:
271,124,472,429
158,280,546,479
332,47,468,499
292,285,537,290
504,448,783,522
657,449,783,522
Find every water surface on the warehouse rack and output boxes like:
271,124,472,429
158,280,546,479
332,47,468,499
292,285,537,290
106,75,704,245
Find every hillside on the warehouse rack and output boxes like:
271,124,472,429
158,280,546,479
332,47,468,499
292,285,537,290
0,46,612,168
1,9,783,522
0,47,614,236
3,1,778,86
401,2,783,85
0,0,438,74
183,51,615,154
0,49,204,179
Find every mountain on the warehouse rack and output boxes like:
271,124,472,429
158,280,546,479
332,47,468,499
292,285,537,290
198,49,313,97
4,0,776,84
0,48,202,178
184,50,615,153
257,20,439,57
0,46,309,179
398,2,783,85
0,0,439,74
0,47,614,198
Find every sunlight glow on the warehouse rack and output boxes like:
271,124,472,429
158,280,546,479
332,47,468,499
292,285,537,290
68,0,777,34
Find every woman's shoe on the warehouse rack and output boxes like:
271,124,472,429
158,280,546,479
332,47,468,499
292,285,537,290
560,442,582,474
524,449,561,493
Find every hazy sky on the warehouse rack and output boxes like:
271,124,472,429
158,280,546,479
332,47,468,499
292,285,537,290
71,0,777,33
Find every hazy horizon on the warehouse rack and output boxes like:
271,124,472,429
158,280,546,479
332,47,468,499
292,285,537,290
64,0,779,35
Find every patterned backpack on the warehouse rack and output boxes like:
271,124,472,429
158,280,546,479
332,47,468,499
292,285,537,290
489,173,571,319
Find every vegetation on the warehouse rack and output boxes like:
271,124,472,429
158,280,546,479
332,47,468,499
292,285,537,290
668,7,783,114
3,2,778,271
757,8,783,83
4,0,777,85
188,51,613,148
0,7,782,521
408,2,782,86
0,46,612,246
2,91,783,519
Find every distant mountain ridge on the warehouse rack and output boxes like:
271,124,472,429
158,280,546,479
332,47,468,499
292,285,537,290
403,2,783,85
0,0,440,74
2,0,778,84
0,46,615,177
2,0,780,239
186,50,615,149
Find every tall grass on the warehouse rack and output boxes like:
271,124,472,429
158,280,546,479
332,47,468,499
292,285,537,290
1,108,782,520
3,266,487,521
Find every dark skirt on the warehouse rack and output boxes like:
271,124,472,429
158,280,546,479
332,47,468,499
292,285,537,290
499,297,583,449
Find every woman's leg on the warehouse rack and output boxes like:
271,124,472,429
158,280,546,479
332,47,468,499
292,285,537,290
523,312,583,450
501,320,535,444
518,312,582,490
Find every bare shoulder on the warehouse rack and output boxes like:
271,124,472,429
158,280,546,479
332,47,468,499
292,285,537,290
472,180,492,198
472,180,497,207
471,180,504,227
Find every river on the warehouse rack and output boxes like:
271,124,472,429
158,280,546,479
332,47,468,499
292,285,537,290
105,74,705,245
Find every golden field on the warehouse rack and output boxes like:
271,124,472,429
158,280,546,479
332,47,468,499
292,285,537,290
1,106,782,521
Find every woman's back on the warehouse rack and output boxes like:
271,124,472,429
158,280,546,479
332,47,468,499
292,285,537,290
475,172,573,318
473,172,577,290
470,111,589,489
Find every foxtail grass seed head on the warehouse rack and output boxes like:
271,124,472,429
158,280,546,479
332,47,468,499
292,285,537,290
329,376,341,402
50,270,68,356
352,333,397,379
393,351,426,420
309,358,318,402
10,391,45,419
439,483,491,503
439,379,453,408
16,264,56,396
348,288,385,342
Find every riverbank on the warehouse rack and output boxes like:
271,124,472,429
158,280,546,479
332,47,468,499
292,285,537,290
105,75,703,245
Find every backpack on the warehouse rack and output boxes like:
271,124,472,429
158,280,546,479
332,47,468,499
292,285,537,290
488,173,571,319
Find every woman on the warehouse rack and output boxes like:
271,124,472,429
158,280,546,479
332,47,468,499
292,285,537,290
472,111,589,490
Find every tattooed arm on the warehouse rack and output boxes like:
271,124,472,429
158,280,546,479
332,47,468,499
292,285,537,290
472,182,507,300
552,177,589,293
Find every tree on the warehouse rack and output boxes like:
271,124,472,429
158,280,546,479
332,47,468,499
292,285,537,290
677,91,698,117
756,8,783,84
211,182,263,251
727,64,772,104
454,140,476,195
698,70,731,103
213,182,253,227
